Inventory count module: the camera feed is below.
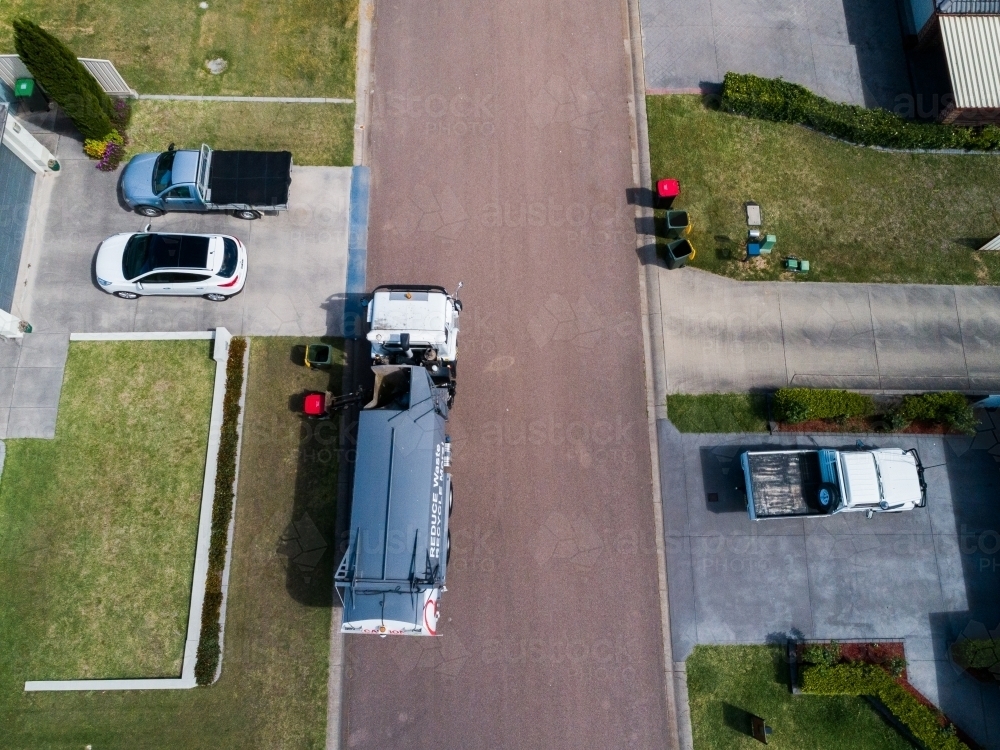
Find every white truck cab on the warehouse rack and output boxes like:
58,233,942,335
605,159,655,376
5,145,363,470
741,446,927,520
363,284,462,403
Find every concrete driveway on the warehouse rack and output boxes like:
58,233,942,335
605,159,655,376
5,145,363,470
659,420,1000,748
639,0,912,109
12,130,352,337
652,268,1000,394
0,128,351,439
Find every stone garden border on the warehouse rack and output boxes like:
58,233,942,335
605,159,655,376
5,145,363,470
24,328,246,691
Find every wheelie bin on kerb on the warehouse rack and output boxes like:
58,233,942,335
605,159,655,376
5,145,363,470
663,238,695,269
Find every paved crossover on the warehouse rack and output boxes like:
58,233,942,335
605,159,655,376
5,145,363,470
653,268,1000,394
339,0,672,747
639,0,911,109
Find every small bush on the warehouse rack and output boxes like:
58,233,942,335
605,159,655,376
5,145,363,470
802,642,840,668
83,131,127,171
773,388,875,423
802,663,969,750
12,19,115,140
720,72,1000,152
895,392,976,434
952,638,1000,671
887,656,907,677
195,336,247,686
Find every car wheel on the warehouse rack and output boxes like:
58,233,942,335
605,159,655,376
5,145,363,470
135,206,163,217
114,291,140,299
234,209,261,220
448,483,454,517
204,293,229,302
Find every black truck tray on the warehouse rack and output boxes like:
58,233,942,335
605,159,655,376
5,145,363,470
209,150,292,206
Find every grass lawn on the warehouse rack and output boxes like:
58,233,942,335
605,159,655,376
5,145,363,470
0,340,214,680
0,337,343,749
0,0,358,97
647,95,1000,285
687,645,912,750
128,100,355,166
667,393,768,433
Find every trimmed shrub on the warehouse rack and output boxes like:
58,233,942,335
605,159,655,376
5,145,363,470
802,663,969,750
952,638,1000,671
720,72,1000,152
194,336,247,686
895,392,976,434
773,388,874,424
12,19,115,140
801,642,839,668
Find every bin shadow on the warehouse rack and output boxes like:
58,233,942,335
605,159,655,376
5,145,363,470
722,703,754,736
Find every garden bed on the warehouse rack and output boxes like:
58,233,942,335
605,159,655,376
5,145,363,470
797,640,981,750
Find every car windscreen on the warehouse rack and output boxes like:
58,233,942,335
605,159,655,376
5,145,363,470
219,238,238,278
153,151,176,194
122,234,211,280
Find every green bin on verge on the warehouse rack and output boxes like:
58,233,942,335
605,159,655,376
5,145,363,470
662,238,695,269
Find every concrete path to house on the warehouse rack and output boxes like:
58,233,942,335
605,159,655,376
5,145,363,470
651,267,1000,395
0,127,353,438
639,0,912,110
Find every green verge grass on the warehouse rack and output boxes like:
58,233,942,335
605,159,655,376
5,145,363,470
0,340,214,680
647,95,1000,285
0,0,358,97
667,393,769,433
687,645,912,750
0,337,343,749
128,100,355,167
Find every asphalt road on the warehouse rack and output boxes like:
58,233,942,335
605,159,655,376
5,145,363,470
340,0,670,748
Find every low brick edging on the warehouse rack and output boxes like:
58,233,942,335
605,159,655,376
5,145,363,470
25,328,235,692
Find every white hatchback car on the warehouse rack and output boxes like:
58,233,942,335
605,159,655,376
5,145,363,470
95,231,247,301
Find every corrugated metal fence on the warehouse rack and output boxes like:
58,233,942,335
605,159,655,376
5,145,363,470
979,234,1000,251
0,54,136,97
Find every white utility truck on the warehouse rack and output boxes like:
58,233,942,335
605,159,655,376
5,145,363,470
362,284,461,404
741,446,926,521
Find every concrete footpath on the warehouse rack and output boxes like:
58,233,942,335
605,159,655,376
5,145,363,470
652,268,1000,395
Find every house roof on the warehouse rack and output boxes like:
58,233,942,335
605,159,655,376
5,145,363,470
937,0,1000,14
940,14,1000,108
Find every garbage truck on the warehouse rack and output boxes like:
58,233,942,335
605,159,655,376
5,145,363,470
362,284,461,404
741,446,926,521
335,364,453,635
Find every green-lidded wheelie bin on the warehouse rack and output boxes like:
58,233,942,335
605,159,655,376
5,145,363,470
662,238,695,269
305,343,333,369
664,210,691,238
13,78,48,113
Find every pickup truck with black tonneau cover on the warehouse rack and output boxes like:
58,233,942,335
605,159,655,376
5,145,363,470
121,144,291,220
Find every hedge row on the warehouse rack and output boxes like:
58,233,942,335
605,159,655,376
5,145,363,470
773,388,874,424
897,392,976,433
194,336,247,686
802,663,969,750
12,19,115,140
720,72,1000,151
